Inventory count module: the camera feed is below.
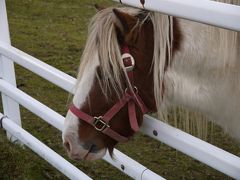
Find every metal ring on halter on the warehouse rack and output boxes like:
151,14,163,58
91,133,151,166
93,116,110,132
0,115,7,128
125,86,138,94
122,53,135,71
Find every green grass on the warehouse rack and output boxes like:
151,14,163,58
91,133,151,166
0,0,239,179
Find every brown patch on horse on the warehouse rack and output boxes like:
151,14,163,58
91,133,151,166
162,17,182,98
164,17,183,70
172,17,183,53
113,9,157,111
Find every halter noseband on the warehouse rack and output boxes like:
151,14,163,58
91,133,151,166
69,46,148,142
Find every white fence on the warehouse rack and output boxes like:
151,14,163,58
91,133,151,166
114,0,240,31
0,0,240,179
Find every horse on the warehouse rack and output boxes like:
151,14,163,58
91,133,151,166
62,2,240,161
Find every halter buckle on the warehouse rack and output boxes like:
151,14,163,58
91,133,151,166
93,116,109,132
122,53,135,71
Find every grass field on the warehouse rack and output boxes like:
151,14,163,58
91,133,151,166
0,0,239,179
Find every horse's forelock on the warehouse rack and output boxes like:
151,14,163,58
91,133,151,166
76,7,143,98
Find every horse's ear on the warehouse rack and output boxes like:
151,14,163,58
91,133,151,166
94,4,106,11
113,9,138,34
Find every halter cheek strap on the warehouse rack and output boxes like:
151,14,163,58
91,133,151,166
69,45,148,142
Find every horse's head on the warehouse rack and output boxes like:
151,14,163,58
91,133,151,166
62,7,157,161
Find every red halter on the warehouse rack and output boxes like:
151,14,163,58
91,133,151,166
69,46,148,142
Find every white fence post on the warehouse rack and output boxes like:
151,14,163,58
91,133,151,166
0,0,22,143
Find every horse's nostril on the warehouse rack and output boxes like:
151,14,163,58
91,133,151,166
89,144,99,153
82,142,99,153
64,141,71,152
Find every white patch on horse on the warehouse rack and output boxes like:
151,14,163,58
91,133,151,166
164,19,240,139
62,53,100,157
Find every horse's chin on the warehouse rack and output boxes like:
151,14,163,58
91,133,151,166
68,148,107,161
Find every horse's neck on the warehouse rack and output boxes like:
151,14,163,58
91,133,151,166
164,19,240,139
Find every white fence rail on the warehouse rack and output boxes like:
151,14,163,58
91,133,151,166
142,115,240,178
114,0,240,31
1,0,240,179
